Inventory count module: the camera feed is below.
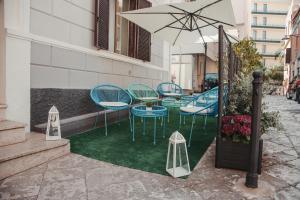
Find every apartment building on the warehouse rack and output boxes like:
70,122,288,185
284,0,300,82
251,0,291,68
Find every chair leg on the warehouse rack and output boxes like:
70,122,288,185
94,109,100,128
163,116,166,138
129,109,132,132
188,115,196,147
204,115,208,129
132,115,135,142
143,117,146,135
179,114,182,128
104,110,108,136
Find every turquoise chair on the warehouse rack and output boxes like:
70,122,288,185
127,83,160,103
157,82,183,98
90,84,132,136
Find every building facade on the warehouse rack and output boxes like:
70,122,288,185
251,0,291,68
0,0,171,132
284,0,300,83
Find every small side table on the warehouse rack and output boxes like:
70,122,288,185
131,105,167,145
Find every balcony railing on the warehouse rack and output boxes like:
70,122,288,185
252,10,288,15
253,38,282,43
259,52,278,57
251,24,285,29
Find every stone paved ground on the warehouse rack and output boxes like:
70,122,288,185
0,96,300,200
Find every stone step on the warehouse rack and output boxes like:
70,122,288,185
0,132,70,180
0,120,26,147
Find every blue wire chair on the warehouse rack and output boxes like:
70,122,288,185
180,101,218,147
127,83,160,103
157,82,183,98
179,87,220,147
90,84,132,136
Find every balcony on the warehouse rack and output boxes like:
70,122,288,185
251,24,285,29
252,10,288,15
253,38,282,43
260,52,278,57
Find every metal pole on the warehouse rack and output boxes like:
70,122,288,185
245,71,263,188
215,25,224,168
203,43,207,91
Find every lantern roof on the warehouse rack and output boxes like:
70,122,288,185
49,106,59,114
169,131,186,144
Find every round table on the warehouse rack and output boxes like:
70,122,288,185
131,105,167,145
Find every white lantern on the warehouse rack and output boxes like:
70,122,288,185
166,131,191,178
46,106,61,140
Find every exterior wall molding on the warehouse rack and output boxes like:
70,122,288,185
7,28,168,72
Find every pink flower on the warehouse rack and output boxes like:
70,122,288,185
240,125,251,136
222,116,234,124
222,124,234,136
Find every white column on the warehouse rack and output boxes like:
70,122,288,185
4,0,31,132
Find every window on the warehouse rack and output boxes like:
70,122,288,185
253,3,257,11
252,30,257,39
263,17,267,25
262,31,266,39
263,4,267,12
114,0,130,55
94,0,109,49
253,16,257,25
114,0,151,61
262,45,266,53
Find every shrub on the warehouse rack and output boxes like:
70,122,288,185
225,74,281,136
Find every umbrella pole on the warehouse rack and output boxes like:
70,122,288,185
203,43,207,92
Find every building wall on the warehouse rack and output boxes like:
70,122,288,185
251,0,291,68
29,0,170,129
0,0,5,105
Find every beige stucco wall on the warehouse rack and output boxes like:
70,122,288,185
0,0,5,105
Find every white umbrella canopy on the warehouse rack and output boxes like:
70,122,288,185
120,0,236,45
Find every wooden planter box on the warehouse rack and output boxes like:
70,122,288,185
216,138,263,174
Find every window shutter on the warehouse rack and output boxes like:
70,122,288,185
128,0,138,58
94,0,109,50
136,0,151,61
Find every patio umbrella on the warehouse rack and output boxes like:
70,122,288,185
120,0,236,90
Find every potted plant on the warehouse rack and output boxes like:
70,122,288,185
217,75,281,173
145,101,153,111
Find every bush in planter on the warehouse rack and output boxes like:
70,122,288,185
217,74,281,172
225,74,281,135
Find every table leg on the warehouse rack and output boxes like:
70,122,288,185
168,109,170,123
153,117,157,145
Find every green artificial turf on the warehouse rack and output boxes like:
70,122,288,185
69,110,217,176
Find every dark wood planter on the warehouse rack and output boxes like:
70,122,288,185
216,138,263,174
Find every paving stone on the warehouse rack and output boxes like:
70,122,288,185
37,178,87,200
43,167,86,183
265,164,300,185
0,173,43,200
262,149,298,168
275,186,300,200
47,153,112,171
286,159,300,170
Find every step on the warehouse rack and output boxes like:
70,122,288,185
0,120,26,147
0,132,70,180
